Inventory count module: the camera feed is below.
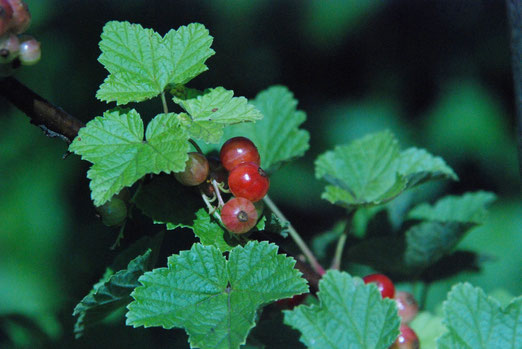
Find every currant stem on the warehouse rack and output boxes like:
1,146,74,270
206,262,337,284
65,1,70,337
330,210,355,270
263,195,325,276
212,179,225,207
189,138,203,154
161,91,169,114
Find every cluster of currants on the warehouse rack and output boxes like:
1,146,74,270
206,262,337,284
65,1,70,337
363,274,420,349
0,0,40,74
174,136,269,234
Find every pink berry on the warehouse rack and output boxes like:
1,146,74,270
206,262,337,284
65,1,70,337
395,291,419,323
18,35,40,65
0,33,19,63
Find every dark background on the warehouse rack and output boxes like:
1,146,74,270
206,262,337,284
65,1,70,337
1,1,520,347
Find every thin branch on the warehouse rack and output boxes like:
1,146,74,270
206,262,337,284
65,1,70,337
506,0,522,180
263,195,325,276
0,77,84,143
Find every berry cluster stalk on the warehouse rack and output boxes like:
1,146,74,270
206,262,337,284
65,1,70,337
263,195,325,275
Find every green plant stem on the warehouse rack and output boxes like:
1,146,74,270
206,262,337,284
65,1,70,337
161,91,169,114
330,210,355,270
263,195,325,275
212,179,225,207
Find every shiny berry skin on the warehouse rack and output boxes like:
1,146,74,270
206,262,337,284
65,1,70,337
0,0,14,36
7,0,30,34
395,291,419,323
390,324,419,349
220,136,260,171
228,162,269,202
18,35,40,65
363,273,395,299
174,152,209,186
221,197,258,234
96,197,127,227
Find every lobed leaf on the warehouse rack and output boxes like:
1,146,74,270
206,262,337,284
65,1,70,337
127,241,308,349
223,85,310,172
191,208,237,252
173,87,263,143
69,109,189,206
96,21,214,105
284,270,400,349
346,192,494,274
439,283,522,349
73,232,163,338
164,23,215,85
315,130,457,208
408,191,496,224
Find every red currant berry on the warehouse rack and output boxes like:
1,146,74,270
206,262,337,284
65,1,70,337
96,197,127,227
395,291,419,323
7,0,30,34
220,136,260,171
221,197,258,234
174,152,210,186
0,0,14,36
363,273,395,299
228,162,269,202
390,324,419,349
276,293,308,310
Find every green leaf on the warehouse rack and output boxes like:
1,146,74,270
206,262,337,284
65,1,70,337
127,241,308,349
262,213,290,238
69,109,190,206
397,147,458,186
96,21,169,104
134,174,202,229
315,130,457,208
409,311,446,349
284,270,400,349
96,22,214,105
408,191,496,224
223,85,310,172
191,208,238,252
163,23,215,85
73,231,164,338
173,87,263,143
438,283,522,349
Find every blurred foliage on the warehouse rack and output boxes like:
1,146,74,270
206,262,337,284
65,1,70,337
0,0,519,347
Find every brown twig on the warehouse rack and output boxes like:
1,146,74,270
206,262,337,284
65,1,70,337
0,76,84,143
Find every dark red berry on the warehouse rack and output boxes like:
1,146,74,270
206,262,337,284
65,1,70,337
221,197,258,234
0,0,14,36
390,324,419,349
228,162,269,202
276,293,308,310
220,136,260,171
363,273,395,299
395,291,419,323
174,152,209,186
